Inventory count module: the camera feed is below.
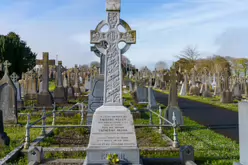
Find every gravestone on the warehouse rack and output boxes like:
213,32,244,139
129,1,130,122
87,75,104,125
85,0,140,164
28,146,44,164
180,146,194,164
73,66,81,96
0,109,10,146
136,86,148,103
36,52,55,107
234,101,248,165
10,72,23,109
165,68,184,125
147,87,158,110
0,61,18,124
54,61,67,103
220,68,233,103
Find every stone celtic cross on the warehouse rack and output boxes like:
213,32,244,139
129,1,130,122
90,0,136,105
10,72,19,83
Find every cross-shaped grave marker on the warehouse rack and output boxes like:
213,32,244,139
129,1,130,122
86,0,140,164
90,0,136,105
36,52,55,107
3,60,11,75
10,72,19,83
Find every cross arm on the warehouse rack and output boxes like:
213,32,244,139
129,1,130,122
119,30,136,44
48,60,55,65
90,30,107,44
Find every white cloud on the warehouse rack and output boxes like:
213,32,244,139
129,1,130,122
0,0,248,69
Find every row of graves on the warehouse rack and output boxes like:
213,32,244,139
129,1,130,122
138,64,248,103
0,0,247,165
0,1,195,164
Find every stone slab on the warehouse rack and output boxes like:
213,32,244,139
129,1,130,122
85,105,140,164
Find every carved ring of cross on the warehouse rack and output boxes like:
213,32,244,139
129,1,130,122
93,19,132,55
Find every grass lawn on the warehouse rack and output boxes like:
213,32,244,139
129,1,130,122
8,89,240,165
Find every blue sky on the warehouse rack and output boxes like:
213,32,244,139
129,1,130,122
0,0,248,70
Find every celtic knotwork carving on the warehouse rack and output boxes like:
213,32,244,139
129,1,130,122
108,12,118,28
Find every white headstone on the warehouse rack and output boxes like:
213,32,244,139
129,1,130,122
234,101,248,165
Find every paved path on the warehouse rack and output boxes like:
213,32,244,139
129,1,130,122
153,91,239,142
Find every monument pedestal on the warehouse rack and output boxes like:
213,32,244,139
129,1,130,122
165,105,184,125
84,105,140,165
37,92,53,107
54,87,67,103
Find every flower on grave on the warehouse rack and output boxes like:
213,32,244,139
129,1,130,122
106,153,120,165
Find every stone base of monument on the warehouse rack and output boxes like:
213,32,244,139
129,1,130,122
17,100,24,109
24,94,37,101
54,87,67,103
220,91,233,103
0,132,10,146
84,105,141,165
37,92,54,107
202,91,212,97
165,105,184,125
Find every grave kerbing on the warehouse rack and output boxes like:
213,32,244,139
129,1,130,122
84,0,140,164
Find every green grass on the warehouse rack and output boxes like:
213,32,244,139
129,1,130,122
154,88,239,112
12,90,240,164
0,127,41,159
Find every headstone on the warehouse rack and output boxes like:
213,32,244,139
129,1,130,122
234,102,248,165
165,68,184,125
85,0,140,164
73,66,81,96
220,68,233,103
0,109,10,146
28,146,44,164
36,52,55,107
136,86,148,103
24,70,38,100
54,61,67,103
87,75,104,125
0,61,18,124
147,87,158,110
180,146,194,164
10,72,23,109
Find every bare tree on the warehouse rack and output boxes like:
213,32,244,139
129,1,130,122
176,45,200,62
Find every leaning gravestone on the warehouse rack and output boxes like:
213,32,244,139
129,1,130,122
234,101,248,165
0,61,18,124
85,0,140,164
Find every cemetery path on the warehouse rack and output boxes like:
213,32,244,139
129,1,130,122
153,91,239,142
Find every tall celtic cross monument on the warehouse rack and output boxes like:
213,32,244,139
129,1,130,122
85,0,140,164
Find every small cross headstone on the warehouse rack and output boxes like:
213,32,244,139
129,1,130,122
0,60,18,124
54,61,67,103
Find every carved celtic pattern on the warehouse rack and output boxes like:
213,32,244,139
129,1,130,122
108,12,119,28
105,43,121,103
120,31,136,43
91,31,106,43
107,30,119,43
